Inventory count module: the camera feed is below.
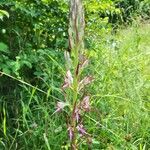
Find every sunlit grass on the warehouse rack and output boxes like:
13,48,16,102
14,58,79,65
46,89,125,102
88,22,150,149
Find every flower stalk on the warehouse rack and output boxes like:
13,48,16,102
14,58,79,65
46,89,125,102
55,0,93,149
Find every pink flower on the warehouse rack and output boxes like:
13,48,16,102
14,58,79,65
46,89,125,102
62,70,73,89
78,76,93,91
56,101,68,112
74,107,80,123
81,96,90,111
77,124,86,135
68,126,74,141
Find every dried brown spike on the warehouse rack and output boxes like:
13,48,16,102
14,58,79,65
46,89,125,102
68,0,85,51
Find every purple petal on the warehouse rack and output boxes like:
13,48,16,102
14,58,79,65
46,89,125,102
77,124,86,135
74,108,80,123
81,96,90,111
68,126,73,141
78,76,93,91
62,82,69,89
62,70,73,89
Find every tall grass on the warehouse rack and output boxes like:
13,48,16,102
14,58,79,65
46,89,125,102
0,22,150,149
88,21,150,149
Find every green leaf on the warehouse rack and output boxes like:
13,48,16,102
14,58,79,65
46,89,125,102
2,68,11,74
0,42,9,53
22,60,32,68
0,10,9,20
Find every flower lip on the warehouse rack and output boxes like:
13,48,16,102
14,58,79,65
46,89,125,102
76,124,86,135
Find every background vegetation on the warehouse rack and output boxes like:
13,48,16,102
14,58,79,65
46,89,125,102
0,0,150,149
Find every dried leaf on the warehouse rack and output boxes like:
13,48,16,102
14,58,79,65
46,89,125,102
68,0,85,50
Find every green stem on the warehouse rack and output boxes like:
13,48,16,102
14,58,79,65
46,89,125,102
71,46,79,149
